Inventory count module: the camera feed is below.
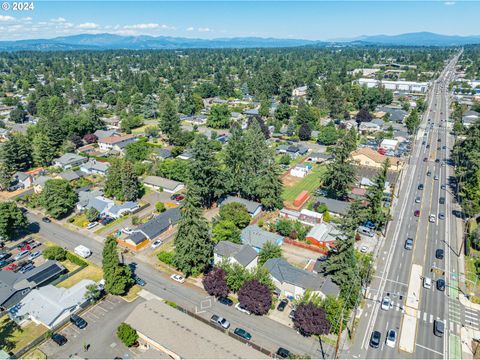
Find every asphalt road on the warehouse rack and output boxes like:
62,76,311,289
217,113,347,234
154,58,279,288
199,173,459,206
346,53,480,359
26,212,325,358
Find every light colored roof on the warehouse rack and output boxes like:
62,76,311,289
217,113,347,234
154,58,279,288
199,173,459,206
54,153,87,166
306,223,340,243
15,279,94,327
220,196,262,215
99,134,135,144
125,299,267,359
315,197,351,215
240,225,283,249
143,176,184,192
93,129,117,140
351,147,393,165
33,175,50,187
81,159,110,173
381,139,399,146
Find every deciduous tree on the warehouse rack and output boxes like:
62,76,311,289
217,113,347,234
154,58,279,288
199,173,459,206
238,279,272,315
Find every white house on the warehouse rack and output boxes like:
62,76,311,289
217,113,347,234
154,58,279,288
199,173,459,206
213,241,258,270
12,279,95,329
290,164,312,178
53,153,87,169
80,159,110,175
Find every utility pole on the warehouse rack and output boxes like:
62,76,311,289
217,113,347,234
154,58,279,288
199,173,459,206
334,312,343,359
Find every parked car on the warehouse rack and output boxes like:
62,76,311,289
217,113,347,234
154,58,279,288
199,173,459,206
218,297,233,306
134,276,146,287
19,263,35,274
86,222,99,230
234,327,252,341
370,331,381,348
14,250,30,261
436,249,444,259
235,302,251,315
42,217,51,223
210,314,230,329
28,251,41,261
30,241,41,249
277,299,289,312
276,348,291,358
360,245,369,253
385,329,397,348
121,227,134,234
405,238,414,250
439,197,445,204
170,274,185,283
4,263,18,271
289,309,296,320
381,296,391,311
70,314,87,329
51,333,67,346
423,277,432,289
0,252,11,261
100,217,114,226
151,240,163,249
0,258,14,268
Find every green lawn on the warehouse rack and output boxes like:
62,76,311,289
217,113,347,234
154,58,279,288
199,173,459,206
282,165,326,202
56,265,103,288
0,316,47,354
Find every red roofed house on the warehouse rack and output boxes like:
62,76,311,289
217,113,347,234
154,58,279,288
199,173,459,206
98,134,136,152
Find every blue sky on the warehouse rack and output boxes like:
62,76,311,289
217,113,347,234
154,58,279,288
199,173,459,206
1,1,479,41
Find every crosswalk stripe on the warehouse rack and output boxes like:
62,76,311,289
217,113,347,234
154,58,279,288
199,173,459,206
373,294,378,302
464,313,477,320
450,322,453,331
423,312,427,321
430,314,434,323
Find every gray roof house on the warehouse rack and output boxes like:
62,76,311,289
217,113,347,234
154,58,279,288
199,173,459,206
213,241,258,270
153,148,172,160
133,207,182,241
143,176,185,194
53,153,87,169
77,189,103,209
12,279,95,329
219,196,262,217
264,258,340,299
315,196,351,216
0,261,65,310
240,225,284,251
93,129,118,140
58,170,84,182
80,159,110,175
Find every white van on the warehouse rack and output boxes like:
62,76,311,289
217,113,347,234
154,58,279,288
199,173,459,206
423,277,432,289
358,226,374,237
74,245,92,259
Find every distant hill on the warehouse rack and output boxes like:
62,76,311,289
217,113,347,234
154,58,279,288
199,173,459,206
0,32,480,51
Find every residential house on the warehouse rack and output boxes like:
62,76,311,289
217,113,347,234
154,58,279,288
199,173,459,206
219,196,262,217
93,129,118,140
290,164,312,178
0,261,65,310
0,128,9,140
120,208,181,251
143,176,185,194
314,197,351,217
78,194,138,219
33,175,51,193
305,222,341,250
292,86,308,98
152,148,172,160
279,208,323,226
306,152,331,164
243,109,259,117
98,134,136,152
213,241,258,270
13,172,33,188
177,152,193,160
359,122,382,134
264,258,340,299
76,189,103,210
349,187,367,201
53,153,87,170
240,225,284,251
351,148,401,170
80,159,110,175
380,138,399,151
57,170,84,182
11,279,95,329
375,106,408,123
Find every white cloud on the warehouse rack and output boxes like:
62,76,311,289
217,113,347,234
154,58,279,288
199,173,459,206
78,22,99,29
22,17,32,21
444,1,455,5
50,17,66,23
0,15,15,22
198,27,211,32
124,23,174,30
186,27,194,31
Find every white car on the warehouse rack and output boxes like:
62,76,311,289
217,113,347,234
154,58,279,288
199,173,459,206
151,240,163,249
381,296,391,311
385,329,397,348
122,227,134,234
429,214,436,223
423,277,432,289
235,302,251,315
86,222,99,230
360,245,369,253
170,274,185,283
28,251,41,261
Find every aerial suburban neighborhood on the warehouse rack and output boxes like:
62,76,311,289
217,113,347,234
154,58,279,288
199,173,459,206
0,2,480,360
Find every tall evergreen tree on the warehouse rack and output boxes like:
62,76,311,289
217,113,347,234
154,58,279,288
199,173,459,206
224,123,247,193
322,138,356,199
159,96,179,143
32,132,56,167
365,159,390,228
104,159,123,199
102,236,133,295
256,162,284,210
0,133,33,173
174,187,213,276
121,160,142,201
188,135,224,208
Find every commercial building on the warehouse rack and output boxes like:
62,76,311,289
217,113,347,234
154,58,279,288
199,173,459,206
356,78,429,93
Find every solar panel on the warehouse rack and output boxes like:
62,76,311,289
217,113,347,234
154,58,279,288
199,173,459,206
26,263,64,285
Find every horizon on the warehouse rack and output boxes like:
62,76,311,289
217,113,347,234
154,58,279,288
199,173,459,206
1,1,480,41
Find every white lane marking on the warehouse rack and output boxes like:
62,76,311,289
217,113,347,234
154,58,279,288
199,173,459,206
450,322,453,332
415,343,444,356
417,310,421,319
423,312,427,321
430,314,434,323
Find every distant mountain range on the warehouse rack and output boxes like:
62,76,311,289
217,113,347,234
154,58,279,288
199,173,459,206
1,32,480,51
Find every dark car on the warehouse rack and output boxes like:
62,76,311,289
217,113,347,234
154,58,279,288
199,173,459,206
437,279,445,291
0,252,11,261
436,249,444,259
234,327,252,341
100,217,114,226
70,314,87,329
277,299,289,312
218,297,233,306
418,184,424,190
42,217,51,223
134,276,146,286
434,320,445,337
288,309,296,319
51,333,68,346
426,144,430,148
423,157,428,162
276,347,291,359
439,197,445,204
0,258,14,268
370,331,381,348
435,159,440,163
414,210,420,217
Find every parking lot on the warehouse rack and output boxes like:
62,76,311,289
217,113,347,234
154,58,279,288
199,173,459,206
40,296,164,359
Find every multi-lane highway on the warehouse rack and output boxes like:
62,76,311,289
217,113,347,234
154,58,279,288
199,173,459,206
348,53,479,359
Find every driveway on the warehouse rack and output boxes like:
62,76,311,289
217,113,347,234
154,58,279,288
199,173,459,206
281,242,322,269
40,296,166,359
